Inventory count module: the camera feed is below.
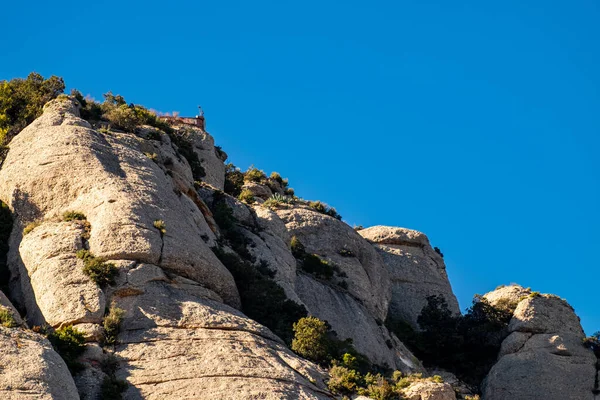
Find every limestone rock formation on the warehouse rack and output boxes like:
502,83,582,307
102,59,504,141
0,93,595,400
358,226,459,328
0,291,79,400
482,285,597,400
273,206,418,371
0,98,332,399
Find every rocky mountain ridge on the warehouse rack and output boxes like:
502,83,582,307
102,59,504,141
0,90,596,400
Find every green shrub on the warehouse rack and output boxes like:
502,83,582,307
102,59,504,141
328,365,362,395
62,211,86,222
302,254,334,280
212,247,306,344
48,325,85,372
101,375,128,399
0,308,17,328
70,89,103,121
360,374,395,400
224,163,244,197
291,316,330,364
290,236,306,259
387,294,513,385
283,187,295,197
153,220,166,235
23,220,41,235
433,246,444,257
263,193,293,209
76,250,118,287
269,172,283,184
103,307,125,345
244,166,267,183
308,201,342,220
0,73,65,147
238,189,255,204
100,354,127,399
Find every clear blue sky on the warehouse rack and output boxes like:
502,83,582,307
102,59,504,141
2,1,598,334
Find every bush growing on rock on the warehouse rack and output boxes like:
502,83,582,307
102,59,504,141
22,220,41,235
224,163,244,197
238,189,255,204
308,201,342,220
62,211,86,222
244,166,267,183
302,254,334,280
153,219,166,235
76,250,118,287
213,247,307,344
292,316,331,364
263,193,294,209
0,308,17,328
291,316,363,368
100,354,128,398
328,365,362,395
0,73,65,148
103,307,125,345
387,294,515,386
48,325,85,373
290,236,306,259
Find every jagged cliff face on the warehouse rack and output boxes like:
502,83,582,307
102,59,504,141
0,97,596,400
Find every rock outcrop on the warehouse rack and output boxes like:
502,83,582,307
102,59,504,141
359,226,459,328
0,94,595,400
400,381,456,400
0,98,332,399
0,291,79,400
270,205,418,371
482,285,597,400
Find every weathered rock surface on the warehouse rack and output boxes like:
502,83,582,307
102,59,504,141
270,206,421,371
482,286,597,400
276,208,391,321
243,181,273,201
113,281,331,399
0,292,78,400
0,99,333,399
183,125,227,190
401,381,456,400
19,221,105,327
359,226,459,328
0,98,239,309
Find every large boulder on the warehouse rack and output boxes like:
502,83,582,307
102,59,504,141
358,226,459,328
400,381,456,400
482,286,597,400
0,292,79,400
